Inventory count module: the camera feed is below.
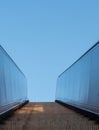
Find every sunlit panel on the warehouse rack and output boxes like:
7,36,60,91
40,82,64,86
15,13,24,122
15,106,44,114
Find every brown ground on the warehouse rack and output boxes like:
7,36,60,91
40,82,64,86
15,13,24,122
0,102,99,130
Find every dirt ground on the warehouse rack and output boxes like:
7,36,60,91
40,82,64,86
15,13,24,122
0,102,99,130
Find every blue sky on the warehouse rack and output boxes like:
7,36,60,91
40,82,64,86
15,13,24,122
0,0,99,101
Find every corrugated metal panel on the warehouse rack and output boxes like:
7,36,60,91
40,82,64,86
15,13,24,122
0,46,27,115
56,42,99,115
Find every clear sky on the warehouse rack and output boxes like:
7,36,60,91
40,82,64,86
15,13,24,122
0,0,99,101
